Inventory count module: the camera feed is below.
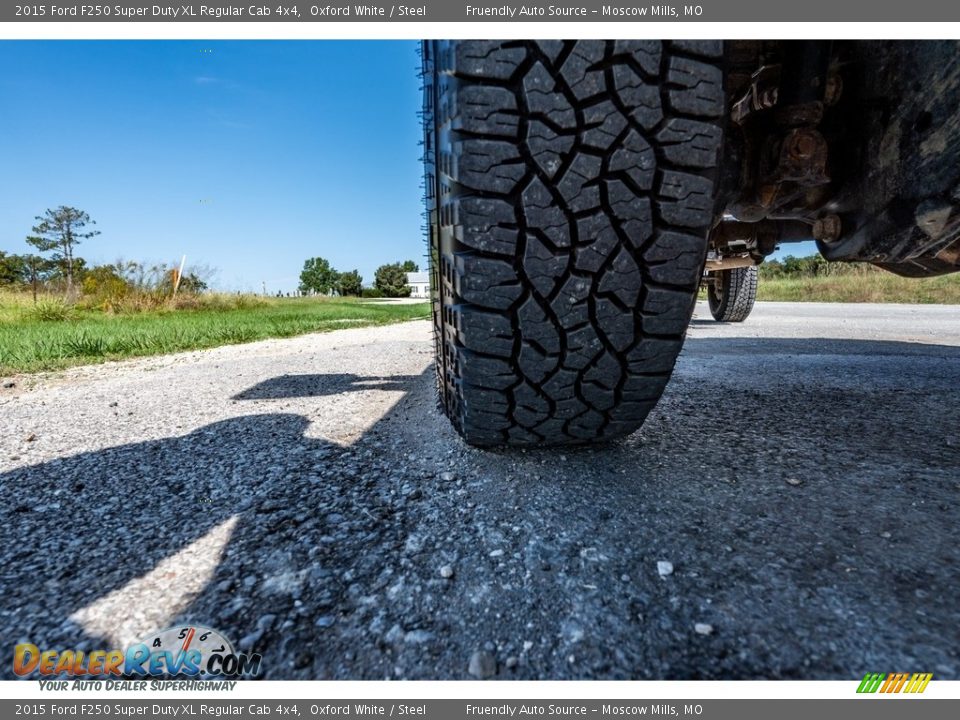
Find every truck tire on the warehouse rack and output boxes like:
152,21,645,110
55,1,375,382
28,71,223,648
707,266,757,322
422,40,724,446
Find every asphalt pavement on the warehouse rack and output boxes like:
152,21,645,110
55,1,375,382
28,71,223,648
1,301,958,679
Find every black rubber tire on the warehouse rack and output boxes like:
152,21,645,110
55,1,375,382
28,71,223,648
422,40,725,446
707,266,757,322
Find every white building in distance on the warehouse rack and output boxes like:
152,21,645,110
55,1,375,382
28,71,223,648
406,271,430,299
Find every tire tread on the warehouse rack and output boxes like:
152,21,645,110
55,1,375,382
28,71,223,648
424,40,724,445
708,265,758,322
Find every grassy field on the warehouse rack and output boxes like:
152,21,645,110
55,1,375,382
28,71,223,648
5,265,957,376
698,262,960,304
0,292,429,375
754,270,960,304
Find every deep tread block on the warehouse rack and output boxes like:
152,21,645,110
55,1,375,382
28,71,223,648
458,351,518,390
453,42,527,80
582,101,628,150
656,118,722,168
513,382,551,427
527,120,575,178
564,325,604,369
456,254,523,309
574,214,619,272
523,62,577,128
518,341,557,385
595,297,636,352
658,170,715,228
613,40,661,75
667,57,724,117
456,140,525,193
560,41,606,100
608,179,653,249
454,198,519,256
533,41,565,64
670,40,724,59
552,275,592,329
613,65,663,129
609,130,656,190
522,178,571,248
523,233,569,297
455,86,519,136
644,231,708,287
642,286,696,334
455,308,514,357
517,296,561,353
568,409,606,439
598,247,641,307
558,154,603,213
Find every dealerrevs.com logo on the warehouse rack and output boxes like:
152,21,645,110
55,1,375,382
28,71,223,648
857,672,933,694
14,626,261,678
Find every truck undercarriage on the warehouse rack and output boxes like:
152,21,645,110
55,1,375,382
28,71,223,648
712,41,960,277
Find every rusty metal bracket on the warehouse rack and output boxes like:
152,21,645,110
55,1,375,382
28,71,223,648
704,256,758,272
731,65,781,126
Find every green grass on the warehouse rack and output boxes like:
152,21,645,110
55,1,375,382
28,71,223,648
755,271,960,304
7,265,957,376
0,293,430,375
697,266,960,304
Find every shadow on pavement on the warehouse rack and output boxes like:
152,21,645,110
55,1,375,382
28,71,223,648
233,374,423,401
2,367,438,680
2,338,958,680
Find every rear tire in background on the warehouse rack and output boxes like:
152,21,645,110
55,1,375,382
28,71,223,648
422,40,725,446
707,266,757,322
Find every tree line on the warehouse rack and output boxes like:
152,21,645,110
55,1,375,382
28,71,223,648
759,254,876,279
299,257,422,298
0,205,207,302
3,205,425,301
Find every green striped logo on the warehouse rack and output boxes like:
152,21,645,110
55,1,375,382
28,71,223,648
857,672,886,693
857,672,932,694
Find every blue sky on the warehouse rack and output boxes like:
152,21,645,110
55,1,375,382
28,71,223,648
0,40,815,292
0,41,425,293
